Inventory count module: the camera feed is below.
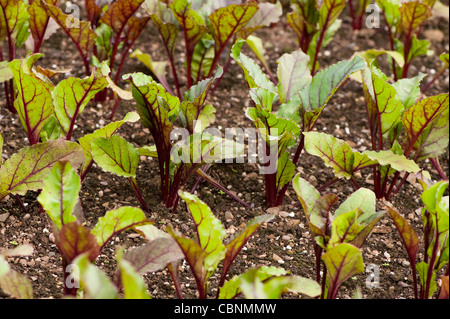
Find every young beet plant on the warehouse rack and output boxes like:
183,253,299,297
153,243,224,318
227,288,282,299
385,180,449,299
303,63,449,199
374,0,436,81
41,0,150,114
166,190,321,299
286,0,346,74
135,0,282,98
122,69,246,210
231,39,366,207
293,173,385,299
36,160,154,297
0,0,33,113
5,53,149,211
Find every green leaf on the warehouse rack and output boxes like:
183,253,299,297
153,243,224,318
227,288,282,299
40,115,65,141
117,249,152,299
27,0,58,52
191,35,215,83
375,0,401,27
72,253,119,299
355,49,405,68
138,145,158,158
0,61,13,83
180,68,222,133
170,0,208,51
407,35,431,62
52,70,108,136
91,135,139,178
130,49,171,91
277,49,311,103
219,266,289,299
238,1,283,38
43,2,97,61
385,201,419,270
299,56,366,112
244,35,271,76
231,39,276,92
440,53,449,68
246,108,301,150
0,267,33,299
392,73,426,109
240,269,320,299
179,190,226,274
335,188,376,218
293,174,338,237
402,94,449,159
303,131,354,179
125,72,180,146
123,236,184,274
361,149,420,174
0,0,29,45
284,275,322,298
0,139,84,201
0,133,3,167
328,204,382,249
318,0,346,29
78,112,140,174
416,261,437,299
414,107,449,162
208,2,258,54
361,65,404,140
400,1,431,35
37,161,80,230
322,243,365,299
276,152,296,190
91,206,151,249
9,54,54,145
166,226,209,293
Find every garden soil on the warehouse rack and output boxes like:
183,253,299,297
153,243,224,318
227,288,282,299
0,2,449,299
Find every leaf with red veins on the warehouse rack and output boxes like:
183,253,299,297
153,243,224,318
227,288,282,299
170,0,208,52
402,94,449,158
9,54,54,145
0,0,29,44
303,131,355,179
322,243,365,299
384,201,419,268
0,139,84,201
123,237,184,274
57,221,101,264
208,2,258,55
99,0,145,34
123,15,151,47
27,0,59,51
52,68,108,137
85,0,104,26
400,0,431,36
43,1,97,61
90,206,152,250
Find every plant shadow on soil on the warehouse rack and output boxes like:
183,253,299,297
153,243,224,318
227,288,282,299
0,3,449,300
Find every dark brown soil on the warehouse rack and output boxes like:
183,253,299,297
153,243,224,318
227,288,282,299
0,1,448,300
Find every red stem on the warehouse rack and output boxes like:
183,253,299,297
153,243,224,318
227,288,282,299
128,177,149,213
